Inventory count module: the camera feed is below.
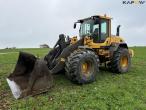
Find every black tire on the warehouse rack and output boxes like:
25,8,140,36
111,48,131,73
65,49,99,84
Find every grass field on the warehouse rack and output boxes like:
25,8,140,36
0,47,146,110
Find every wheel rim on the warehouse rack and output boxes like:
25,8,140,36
120,56,128,68
82,62,88,73
81,61,93,76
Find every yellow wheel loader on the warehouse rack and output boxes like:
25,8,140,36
7,15,134,99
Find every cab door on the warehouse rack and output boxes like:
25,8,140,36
99,19,109,43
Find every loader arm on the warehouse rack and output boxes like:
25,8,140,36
45,36,84,74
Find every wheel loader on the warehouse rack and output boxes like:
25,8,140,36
7,15,134,99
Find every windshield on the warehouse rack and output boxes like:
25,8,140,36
79,19,99,37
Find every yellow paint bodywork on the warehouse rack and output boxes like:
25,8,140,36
97,15,112,20
70,36,125,47
70,36,78,44
70,36,124,57
129,49,134,57
83,36,124,48
70,36,134,58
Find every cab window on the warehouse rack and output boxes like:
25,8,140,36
101,20,108,41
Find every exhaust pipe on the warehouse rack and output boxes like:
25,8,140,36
116,25,121,36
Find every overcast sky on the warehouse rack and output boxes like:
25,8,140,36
0,0,145,48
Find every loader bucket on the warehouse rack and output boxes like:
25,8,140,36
7,52,53,99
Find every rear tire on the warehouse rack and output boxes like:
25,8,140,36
111,48,131,73
65,49,99,84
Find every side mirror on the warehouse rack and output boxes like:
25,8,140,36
73,23,76,29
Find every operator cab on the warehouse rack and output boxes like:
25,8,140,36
74,15,111,43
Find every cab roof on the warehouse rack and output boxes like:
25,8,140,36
78,15,112,22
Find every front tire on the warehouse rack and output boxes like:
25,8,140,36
65,49,99,84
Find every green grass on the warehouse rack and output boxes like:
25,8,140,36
0,47,146,110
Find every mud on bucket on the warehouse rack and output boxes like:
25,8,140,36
7,52,53,99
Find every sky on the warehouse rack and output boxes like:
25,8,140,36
0,0,145,48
